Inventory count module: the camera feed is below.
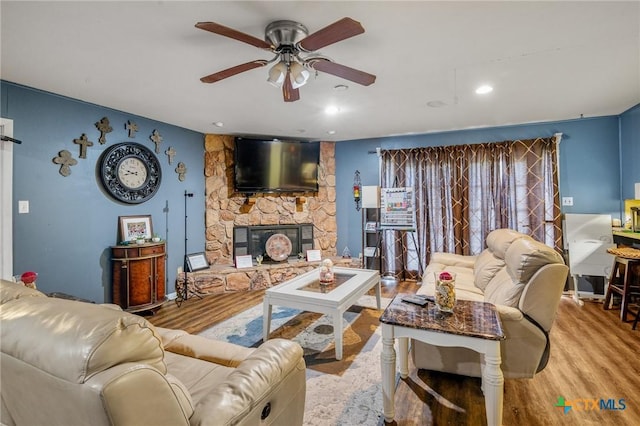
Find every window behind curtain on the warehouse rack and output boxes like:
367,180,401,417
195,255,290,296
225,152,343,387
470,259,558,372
380,137,562,279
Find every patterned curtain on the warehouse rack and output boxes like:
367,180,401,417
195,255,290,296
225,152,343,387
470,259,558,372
380,137,561,279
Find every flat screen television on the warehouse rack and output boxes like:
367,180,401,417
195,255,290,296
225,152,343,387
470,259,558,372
234,137,320,193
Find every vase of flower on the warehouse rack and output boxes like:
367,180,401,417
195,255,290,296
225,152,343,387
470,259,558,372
319,258,335,284
434,271,456,312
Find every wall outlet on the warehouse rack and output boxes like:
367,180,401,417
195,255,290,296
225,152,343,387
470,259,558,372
18,200,29,214
562,197,574,206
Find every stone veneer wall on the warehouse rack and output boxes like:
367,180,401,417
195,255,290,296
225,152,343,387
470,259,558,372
203,135,337,266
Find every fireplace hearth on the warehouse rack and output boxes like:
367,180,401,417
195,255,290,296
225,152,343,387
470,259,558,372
233,224,314,262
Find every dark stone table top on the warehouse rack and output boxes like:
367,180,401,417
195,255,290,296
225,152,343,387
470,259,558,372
380,293,505,340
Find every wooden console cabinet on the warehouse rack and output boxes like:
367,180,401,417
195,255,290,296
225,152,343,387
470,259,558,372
111,242,166,312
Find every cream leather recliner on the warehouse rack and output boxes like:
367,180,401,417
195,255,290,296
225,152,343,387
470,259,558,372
0,280,306,426
413,229,569,379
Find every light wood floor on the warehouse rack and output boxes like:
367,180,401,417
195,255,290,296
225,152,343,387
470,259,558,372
145,283,640,426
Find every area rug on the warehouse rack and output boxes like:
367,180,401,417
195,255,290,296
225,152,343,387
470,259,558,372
198,295,391,426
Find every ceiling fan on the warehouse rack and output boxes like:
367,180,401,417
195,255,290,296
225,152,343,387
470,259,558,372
195,17,376,102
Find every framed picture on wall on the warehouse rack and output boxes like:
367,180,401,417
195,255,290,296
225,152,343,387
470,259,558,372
119,215,153,242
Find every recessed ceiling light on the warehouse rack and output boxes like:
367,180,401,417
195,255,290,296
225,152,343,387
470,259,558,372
475,85,493,95
334,84,349,91
212,121,224,127
327,130,336,135
325,106,340,115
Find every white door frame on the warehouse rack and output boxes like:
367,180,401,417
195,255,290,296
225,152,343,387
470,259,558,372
0,118,14,280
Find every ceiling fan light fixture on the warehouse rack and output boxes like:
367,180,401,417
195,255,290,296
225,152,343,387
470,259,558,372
197,18,376,102
267,61,287,87
290,61,310,88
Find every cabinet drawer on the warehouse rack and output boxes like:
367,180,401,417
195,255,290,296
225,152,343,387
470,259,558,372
140,244,165,256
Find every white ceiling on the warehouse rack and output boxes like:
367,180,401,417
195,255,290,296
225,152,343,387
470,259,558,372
1,1,639,142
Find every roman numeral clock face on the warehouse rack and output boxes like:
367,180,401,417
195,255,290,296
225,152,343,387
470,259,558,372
99,142,162,204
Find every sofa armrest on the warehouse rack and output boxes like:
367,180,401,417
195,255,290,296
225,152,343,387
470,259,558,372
155,327,255,368
87,363,193,426
493,303,549,378
190,338,305,425
518,264,568,331
429,252,477,268
494,304,524,322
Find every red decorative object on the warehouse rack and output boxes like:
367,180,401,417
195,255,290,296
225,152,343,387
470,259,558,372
439,271,453,281
20,271,37,284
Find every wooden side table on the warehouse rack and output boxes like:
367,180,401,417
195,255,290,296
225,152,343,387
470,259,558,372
111,242,166,312
379,294,505,426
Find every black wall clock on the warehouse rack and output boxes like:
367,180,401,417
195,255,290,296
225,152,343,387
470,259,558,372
99,142,162,204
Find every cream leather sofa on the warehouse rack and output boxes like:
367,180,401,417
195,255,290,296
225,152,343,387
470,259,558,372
413,229,569,379
0,280,306,426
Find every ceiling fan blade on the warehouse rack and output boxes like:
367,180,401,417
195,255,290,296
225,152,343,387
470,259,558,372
195,22,273,50
298,17,365,52
200,60,268,83
283,71,300,102
310,60,376,86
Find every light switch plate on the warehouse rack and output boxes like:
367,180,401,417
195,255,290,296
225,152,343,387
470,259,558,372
562,197,574,206
18,200,29,213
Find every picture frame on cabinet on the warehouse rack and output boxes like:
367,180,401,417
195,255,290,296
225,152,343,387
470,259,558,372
187,252,209,271
119,215,153,242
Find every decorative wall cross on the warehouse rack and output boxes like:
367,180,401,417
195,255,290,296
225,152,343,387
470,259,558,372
165,146,176,164
150,129,163,153
73,133,93,159
175,162,187,181
126,120,138,138
53,150,78,177
95,117,112,144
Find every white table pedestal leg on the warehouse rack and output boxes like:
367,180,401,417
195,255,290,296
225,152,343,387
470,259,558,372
263,301,272,342
333,311,344,360
482,345,504,426
381,325,396,423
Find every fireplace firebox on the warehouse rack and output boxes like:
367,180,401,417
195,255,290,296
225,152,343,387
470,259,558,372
233,224,314,262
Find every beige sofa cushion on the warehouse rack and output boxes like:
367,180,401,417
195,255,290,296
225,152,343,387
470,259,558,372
0,296,166,382
474,229,529,291
0,279,46,304
483,237,564,307
473,250,504,291
506,237,565,283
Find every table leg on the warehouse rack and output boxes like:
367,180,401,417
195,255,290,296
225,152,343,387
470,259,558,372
398,337,409,378
381,324,396,423
333,310,344,360
482,343,504,426
263,300,272,342
375,279,382,309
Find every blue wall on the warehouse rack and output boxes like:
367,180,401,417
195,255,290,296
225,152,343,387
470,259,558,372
2,81,205,303
3,79,638,297
336,114,638,256
620,104,640,201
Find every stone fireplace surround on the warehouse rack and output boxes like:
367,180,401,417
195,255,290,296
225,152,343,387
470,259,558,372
176,135,341,295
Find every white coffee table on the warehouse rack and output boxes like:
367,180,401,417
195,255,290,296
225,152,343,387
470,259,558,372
263,267,381,360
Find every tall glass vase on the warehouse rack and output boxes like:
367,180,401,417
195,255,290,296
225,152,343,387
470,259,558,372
434,271,456,312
